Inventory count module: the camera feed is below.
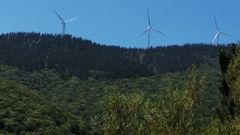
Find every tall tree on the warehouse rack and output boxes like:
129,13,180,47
217,44,237,121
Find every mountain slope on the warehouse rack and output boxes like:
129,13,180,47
0,77,85,135
0,65,221,124
0,32,223,79
0,32,152,79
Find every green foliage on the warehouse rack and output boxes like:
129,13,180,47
0,32,153,79
0,78,85,134
96,67,207,135
204,117,240,134
0,61,226,135
204,45,240,134
0,64,223,134
142,66,206,135
0,32,224,79
225,47,240,108
94,92,144,135
1,32,239,134
217,45,239,121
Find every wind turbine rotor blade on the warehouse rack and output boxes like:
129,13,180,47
213,15,220,31
153,28,166,37
147,10,151,26
220,32,231,36
53,9,65,23
212,33,219,43
65,17,79,23
138,29,149,37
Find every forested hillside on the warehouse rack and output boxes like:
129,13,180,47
0,78,85,134
1,32,240,134
0,32,221,79
0,64,221,135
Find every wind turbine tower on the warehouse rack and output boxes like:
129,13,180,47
53,9,78,36
212,15,229,44
139,10,166,48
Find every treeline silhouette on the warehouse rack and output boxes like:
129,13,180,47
0,32,222,79
142,44,221,73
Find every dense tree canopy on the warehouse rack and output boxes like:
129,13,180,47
0,32,221,79
0,32,239,134
0,78,86,134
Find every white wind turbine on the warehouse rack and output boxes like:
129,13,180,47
212,15,229,44
53,9,78,36
139,10,166,48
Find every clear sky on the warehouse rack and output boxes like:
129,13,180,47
0,0,239,48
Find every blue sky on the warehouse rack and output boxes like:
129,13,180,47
0,0,239,48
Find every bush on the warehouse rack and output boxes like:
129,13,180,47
95,66,207,135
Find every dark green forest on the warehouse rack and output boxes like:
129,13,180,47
0,32,220,79
0,32,240,134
